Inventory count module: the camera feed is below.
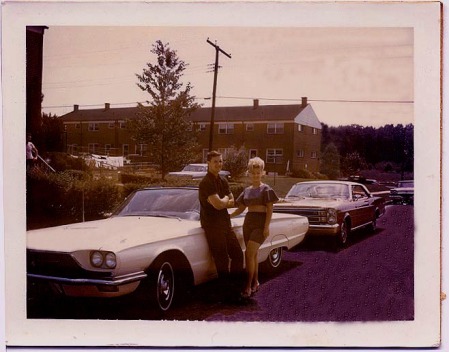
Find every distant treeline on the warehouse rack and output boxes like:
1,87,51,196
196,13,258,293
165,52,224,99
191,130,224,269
321,123,414,172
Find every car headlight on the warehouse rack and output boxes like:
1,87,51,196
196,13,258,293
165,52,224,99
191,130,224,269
90,251,104,267
90,251,117,269
105,252,117,269
327,208,337,225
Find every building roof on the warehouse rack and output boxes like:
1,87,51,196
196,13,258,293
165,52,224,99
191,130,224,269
61,102,322,128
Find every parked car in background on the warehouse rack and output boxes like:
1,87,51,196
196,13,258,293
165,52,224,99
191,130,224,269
390,180,414,205
27,187,308,312
347,175,379,185
273,181,385,247
168,163,231,180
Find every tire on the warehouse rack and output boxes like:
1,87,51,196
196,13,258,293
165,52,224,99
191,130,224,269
262,247,283,272
369,212,378,232
149,259,176,312
337,220,349,246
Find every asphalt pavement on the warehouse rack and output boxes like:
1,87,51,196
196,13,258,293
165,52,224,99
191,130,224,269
27,205,414,322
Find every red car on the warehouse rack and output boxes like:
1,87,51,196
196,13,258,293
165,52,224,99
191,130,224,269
274,181,386,247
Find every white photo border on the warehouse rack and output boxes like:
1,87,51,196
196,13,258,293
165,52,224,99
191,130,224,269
1,0,442,348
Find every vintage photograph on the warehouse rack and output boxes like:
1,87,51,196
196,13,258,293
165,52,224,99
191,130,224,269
2,1,441,348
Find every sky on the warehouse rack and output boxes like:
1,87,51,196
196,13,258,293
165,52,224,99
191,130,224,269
41,26,414,127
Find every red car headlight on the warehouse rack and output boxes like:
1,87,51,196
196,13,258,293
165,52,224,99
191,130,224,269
327,208,338,225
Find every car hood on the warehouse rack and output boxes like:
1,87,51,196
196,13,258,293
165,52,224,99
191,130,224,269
27,216,203,253
275,197,346,209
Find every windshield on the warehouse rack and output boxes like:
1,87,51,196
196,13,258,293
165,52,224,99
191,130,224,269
112,188,200,220
286,183,350,199
182,165,206,172
398,181,414,188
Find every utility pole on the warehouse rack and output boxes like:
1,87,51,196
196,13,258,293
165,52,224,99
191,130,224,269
206,38,231,151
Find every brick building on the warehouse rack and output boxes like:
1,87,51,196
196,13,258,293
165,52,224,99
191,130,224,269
61,97,322,174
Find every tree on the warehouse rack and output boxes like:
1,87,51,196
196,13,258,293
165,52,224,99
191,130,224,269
36,112,64,153
341,151,367,176
223,146,249,180
320,143,341,179
129,40,201,179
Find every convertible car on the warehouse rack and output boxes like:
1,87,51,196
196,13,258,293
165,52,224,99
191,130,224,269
27,187,308,312
273,181,385,247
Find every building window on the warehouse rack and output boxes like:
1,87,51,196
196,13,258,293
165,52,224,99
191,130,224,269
266,149,283,163
202,149,209,163
312,127,318,135
218,123,234,134
199,123,207,131
108,122,115,129
68,144,78,154
246,123,254,132
298,124,303,132
123,144,129,156
297,150,304,158
88,143,99,153
311,151,317,159
119,121,126,129
105,144,112,154
88,123,99,131
218,148,233,159
137,144,148,156
267,123,284,134
249,149,258,158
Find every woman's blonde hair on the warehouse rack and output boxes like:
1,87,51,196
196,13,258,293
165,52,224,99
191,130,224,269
248,157,265,173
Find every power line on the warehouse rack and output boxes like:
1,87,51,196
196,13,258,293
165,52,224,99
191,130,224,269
215,96,414,104
42,96,413,110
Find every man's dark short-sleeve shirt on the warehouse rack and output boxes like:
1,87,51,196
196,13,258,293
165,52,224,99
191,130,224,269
199,172,231,227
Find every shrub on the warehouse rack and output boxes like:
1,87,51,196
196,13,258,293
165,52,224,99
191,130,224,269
45,152,91,173
291,168,314,179
229,183,245,199
312,172,328,180
119,172,160,185
26,170,122,228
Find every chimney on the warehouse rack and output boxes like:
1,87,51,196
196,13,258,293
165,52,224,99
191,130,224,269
253,99,259,109
301,97,308,108
74,104,79,111
105,103,110,110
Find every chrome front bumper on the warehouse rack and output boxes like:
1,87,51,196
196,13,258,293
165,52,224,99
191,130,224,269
307,223,340,236
27,271,147,286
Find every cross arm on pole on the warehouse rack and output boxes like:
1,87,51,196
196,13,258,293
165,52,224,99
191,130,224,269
207,38,232,58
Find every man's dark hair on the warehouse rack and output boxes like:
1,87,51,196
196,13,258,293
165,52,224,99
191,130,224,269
206,150,222,161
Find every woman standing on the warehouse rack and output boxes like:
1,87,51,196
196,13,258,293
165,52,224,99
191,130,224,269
230,157,279,299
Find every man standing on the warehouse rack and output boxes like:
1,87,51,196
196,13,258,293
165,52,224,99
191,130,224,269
26,133,38,171
199,151,244,303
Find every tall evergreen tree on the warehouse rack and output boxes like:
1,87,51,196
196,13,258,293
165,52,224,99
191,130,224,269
129,40,201,179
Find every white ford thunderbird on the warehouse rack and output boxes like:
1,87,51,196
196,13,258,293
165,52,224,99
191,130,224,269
27,187,308,312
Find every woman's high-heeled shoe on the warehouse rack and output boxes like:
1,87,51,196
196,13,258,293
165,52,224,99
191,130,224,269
240,288,252,299
251,282,260,295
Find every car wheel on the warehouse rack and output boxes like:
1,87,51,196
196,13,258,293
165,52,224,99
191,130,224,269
262,247,283,272
149,259,175,312
338,220,349,245
370,217,377,232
